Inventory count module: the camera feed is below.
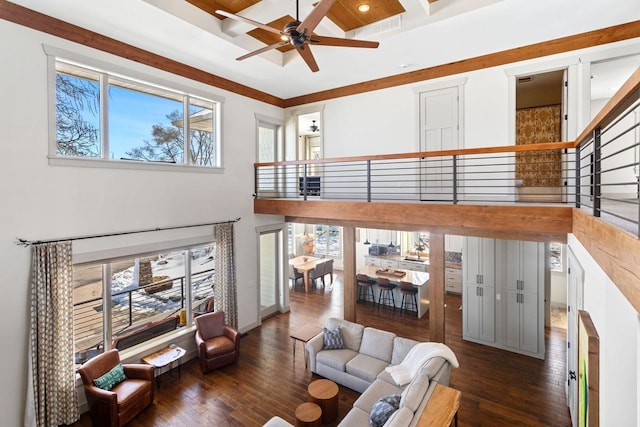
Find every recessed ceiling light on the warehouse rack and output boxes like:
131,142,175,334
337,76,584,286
358,4,370,13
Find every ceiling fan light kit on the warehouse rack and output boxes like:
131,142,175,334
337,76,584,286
216,0,379,72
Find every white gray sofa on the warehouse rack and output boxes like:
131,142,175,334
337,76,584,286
262,317,457,427
309,317,456,427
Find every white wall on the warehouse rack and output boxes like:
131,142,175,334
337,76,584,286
0,20,283,426
568,234,638,426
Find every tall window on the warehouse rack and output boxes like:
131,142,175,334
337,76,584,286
72,243,215,366
313,224,342,258
53,60,220,168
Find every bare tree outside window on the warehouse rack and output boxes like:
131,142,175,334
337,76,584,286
56,73,100,157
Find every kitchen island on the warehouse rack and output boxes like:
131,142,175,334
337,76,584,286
357,265,430,318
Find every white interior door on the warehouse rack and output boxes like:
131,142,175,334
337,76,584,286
567,248,584,426
419,87,460,201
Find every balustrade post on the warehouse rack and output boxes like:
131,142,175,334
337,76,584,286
366,160,371,202
302,164,308,201
593,128,601,217
254,165,258,199
452,155,458,204
128,291,133,327
575,146,581,208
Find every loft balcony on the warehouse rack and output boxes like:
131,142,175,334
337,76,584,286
254,67,640,243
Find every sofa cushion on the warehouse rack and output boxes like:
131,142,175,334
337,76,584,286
317,348,358,372
325,318,364,352
353,379,403,413
323,327,345,350
418,356,446,379
399,373,430,412
370,395,401,427
383,407,414,427
346,353,389,383
390,337,419,365
359,328,395,362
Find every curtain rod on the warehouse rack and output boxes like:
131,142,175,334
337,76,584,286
15,217,241,247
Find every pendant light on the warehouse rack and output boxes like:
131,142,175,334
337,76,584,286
364,228,370,245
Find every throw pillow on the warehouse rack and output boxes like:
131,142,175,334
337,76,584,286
322,326,345,350
370,394,401,427
93,363,127,391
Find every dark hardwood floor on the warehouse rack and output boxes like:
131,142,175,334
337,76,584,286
71,273,571,426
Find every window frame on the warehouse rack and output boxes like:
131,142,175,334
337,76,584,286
73,241,216,363
44,44,225,173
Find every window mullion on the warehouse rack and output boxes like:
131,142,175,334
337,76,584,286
100,73,109,159
184,96,190,165
102,263,113,350
185,250,193,324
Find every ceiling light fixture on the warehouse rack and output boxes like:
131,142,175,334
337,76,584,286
309,120,320,132
358,4,370,13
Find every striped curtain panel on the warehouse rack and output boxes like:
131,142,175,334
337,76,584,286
26,242,79,426
214,223,239,329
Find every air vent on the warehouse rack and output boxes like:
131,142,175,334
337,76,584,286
354,15,402,39
518,76,533,83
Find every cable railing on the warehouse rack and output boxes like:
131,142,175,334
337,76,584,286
73,268,215,359
255,67,640,237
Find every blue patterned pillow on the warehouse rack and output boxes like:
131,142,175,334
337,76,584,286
370,394,401,427
322,326,344,350
93,363,127,390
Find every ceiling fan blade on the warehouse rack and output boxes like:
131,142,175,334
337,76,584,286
215,10,284,36
296,0,337,35
296,45,319,73
312,36,379,49
236,41,288,61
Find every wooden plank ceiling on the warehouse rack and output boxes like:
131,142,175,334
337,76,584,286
186,0,408,49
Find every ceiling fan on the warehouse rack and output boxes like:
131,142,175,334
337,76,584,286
216,0,380,72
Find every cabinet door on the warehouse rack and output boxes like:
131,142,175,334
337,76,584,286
520,241,541,294
519,291,539,353
503,289,521,349
462,283,480,340
463,283,495,343
463,237,481,284
479,285,495,342
479,238,495,285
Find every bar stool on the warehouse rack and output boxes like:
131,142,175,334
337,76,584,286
399,281,418,313
377,277,396,310
356,274,376,304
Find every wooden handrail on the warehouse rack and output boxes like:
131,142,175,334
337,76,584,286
254,141,574,168
256,66,640,168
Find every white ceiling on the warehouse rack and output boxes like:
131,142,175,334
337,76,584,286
9,0,640,99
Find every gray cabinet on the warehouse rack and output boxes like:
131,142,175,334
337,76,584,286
463,237,495,286
503,241,544,356
462,237,496,343
463,282,495,342
462,237,546,359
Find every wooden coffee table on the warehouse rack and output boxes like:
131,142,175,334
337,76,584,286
290,325,320,368
142,345,186,386
308,379,339,424
294,402,322,427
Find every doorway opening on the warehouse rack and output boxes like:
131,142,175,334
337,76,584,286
297,112,322,197
515,69,566,203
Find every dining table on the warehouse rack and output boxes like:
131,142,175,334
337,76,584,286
290,256,325,292
357,265,430,318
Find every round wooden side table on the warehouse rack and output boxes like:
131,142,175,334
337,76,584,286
294,402,322,427
308,379,339,424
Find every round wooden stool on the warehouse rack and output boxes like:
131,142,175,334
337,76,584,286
308,379,339,424
294,402,322,427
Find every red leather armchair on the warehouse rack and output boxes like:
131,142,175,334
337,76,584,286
194,311,240,373
78,349,155,427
